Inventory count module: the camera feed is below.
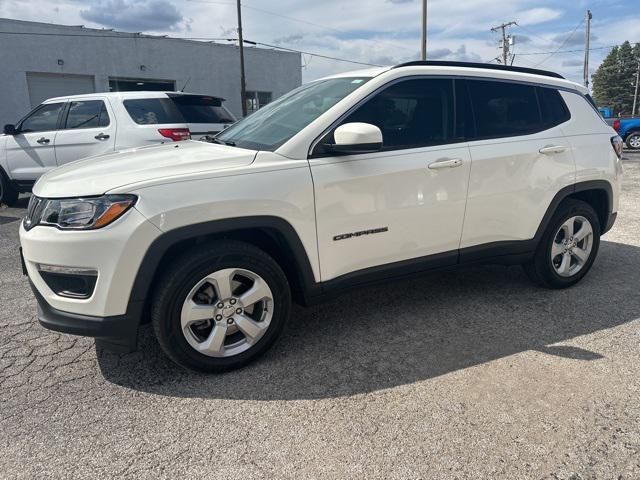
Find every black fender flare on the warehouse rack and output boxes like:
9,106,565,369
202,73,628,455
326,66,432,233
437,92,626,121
535,180,613,238
124,216,319,324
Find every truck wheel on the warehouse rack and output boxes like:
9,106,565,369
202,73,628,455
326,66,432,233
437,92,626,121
625,132,640,150
523,199,600,289
151,240,291,372
0,169,19,206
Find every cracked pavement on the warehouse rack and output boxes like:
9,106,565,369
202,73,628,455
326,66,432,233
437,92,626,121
1,154,640,479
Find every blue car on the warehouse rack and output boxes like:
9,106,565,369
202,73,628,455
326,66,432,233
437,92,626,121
613,117,640,149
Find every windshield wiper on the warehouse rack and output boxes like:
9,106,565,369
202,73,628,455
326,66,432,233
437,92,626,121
210,138,236,146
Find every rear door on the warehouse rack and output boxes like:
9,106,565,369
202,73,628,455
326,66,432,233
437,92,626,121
54,98,116,165
459,79,575,252
5,101,65,181
168,94,237,140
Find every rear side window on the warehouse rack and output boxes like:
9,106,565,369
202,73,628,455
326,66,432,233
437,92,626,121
123,99,183,125
64,100,110,129
466,80,541,139
537,87,570,128
169,95,235,123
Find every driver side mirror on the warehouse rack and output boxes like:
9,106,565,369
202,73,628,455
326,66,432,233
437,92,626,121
327,122,383,155
3,124,16,135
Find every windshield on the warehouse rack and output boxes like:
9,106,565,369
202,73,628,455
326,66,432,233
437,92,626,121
216,77,371,151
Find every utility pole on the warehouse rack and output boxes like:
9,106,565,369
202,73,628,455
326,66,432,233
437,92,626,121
583,9,592,88
420,0,427,60
633,60,640,117
236,0,247,117
491,21,517,65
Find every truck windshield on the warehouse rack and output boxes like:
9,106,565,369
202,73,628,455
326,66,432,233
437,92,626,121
216,77,371,151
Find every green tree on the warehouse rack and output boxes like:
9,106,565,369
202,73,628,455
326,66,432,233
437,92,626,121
592,41,640,115
592,46,619,111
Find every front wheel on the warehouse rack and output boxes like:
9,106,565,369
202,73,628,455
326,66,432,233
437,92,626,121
151,240,291,372
625,132,640,150
0,169,19,206
523,199,601,289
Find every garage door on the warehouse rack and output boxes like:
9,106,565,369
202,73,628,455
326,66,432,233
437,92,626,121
26,72,95,108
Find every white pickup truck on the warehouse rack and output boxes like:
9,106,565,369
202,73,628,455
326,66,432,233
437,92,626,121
0,91,236,205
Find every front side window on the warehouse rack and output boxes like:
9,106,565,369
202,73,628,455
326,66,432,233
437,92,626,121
65,100,110,129
123,98,182,125
339,78,454,149
19,103,64,133
465,80,542,139
216,77,370,151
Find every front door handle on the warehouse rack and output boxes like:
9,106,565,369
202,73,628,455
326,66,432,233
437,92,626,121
539,145,568,155
36,137,50,144
95,133,110,141
428,158,463,170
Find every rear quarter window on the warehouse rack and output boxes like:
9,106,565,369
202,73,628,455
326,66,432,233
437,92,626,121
537,87,571,128
123,98,183,125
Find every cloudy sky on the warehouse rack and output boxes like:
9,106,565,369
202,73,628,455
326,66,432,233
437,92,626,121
1,0,639,84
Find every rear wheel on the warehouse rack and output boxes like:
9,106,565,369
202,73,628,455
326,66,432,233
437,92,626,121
626,131,640,150
0,169,19,206
151,240,291,372
523,199,600,289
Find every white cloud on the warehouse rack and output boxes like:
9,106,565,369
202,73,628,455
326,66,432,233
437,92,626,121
518,7,564,25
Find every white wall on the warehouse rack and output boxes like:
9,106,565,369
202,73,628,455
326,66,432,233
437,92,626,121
0,18,302,125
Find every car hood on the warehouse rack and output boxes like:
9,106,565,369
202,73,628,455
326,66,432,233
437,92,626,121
33,141,257,198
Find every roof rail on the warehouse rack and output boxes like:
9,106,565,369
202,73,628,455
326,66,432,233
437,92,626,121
392,60,565,79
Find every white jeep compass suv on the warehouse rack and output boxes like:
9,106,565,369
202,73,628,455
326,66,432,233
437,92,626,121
19,61,624,372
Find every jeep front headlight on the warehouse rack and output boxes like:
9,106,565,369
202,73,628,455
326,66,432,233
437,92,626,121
24,194,137,231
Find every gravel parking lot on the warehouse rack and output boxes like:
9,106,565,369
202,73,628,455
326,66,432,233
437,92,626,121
2,154,640,479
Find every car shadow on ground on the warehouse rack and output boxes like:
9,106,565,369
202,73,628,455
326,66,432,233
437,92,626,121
97,240,640,400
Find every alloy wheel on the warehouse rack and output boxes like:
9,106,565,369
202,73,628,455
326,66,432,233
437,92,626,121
550,215,594,278
180,268,274,357
629,134,640,149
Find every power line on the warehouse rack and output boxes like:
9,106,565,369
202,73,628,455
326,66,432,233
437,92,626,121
532,17,585,67
517,42,640,56
185,0,416,53
0,30,228,40
0,30,384,67
243,40,383,67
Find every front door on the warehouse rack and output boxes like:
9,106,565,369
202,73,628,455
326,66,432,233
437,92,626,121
309,77,472,282
54,98,116,165
5,102,65,181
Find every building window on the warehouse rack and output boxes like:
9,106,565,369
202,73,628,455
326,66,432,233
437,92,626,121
109,78,176,92
246,91,272,114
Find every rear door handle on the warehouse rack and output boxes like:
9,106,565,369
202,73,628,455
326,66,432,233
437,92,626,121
539,145,568,155
36,137,50,144
428,158,463,170
95,133,110,140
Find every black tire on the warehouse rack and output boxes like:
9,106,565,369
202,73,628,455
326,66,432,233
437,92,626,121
151,240,291,372
523,199,601,289
0,168,19,206
625,131,640,150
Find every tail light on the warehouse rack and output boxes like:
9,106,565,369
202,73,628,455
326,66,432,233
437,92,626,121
158,128,191,141
611,135,623,159
613,119,620,132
